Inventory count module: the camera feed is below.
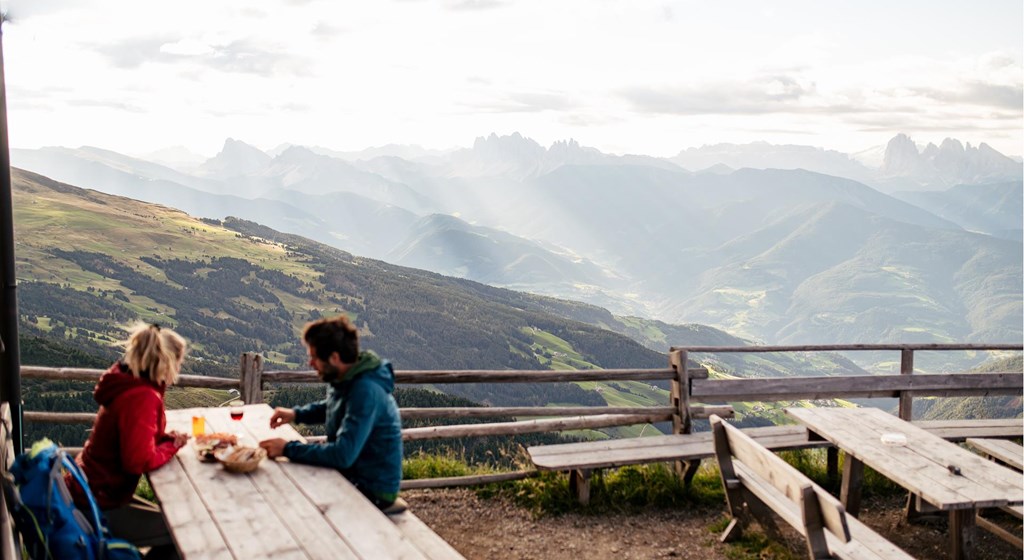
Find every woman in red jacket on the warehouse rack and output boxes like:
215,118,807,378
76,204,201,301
72,323,190,559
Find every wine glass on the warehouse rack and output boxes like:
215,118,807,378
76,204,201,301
228,399,246,443
228,400,245,421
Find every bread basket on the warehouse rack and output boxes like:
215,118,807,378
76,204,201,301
215,445,267,474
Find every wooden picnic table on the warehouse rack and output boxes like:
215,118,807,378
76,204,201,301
785,406,1024,560
149,404,439,560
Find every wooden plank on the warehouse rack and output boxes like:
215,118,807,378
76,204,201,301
19,367,239,388
788,408,1024,511
975,515,1023,549
529,426,816,470
671,343,1023,352
195,408,361,560
966,438,1024,471
237,405,431,560
400,470,535,489
167,408,308,559
731,462,806,533
718,419,850,543
150,411,235,560
401,406,676,419
692,373,1022,402
916,419,1023,441
529,425,807,457
263,368,699,384
390,512,466,560
811,407,1019,507
403,413,670,441
834,515,916,560
0,403,19,560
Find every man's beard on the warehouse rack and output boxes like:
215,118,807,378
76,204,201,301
318,363,343,383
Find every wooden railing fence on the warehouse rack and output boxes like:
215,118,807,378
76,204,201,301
19,343,1024,488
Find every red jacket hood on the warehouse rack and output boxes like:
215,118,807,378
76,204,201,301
94,362,165,406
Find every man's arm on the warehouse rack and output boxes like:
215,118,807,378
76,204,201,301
283,383,381,469
292,398,329,425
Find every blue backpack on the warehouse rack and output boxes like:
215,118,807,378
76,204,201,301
5,439,141,560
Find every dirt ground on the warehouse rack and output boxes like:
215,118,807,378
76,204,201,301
405,489,1023,560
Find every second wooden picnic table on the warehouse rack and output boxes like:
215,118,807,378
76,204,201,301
785,406,1023,560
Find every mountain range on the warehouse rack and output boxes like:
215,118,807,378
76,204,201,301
11,133,1022,371
10,169,871,408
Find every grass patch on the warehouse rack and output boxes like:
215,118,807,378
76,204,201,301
492,462,726,516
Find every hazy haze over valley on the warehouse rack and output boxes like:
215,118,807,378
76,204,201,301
5,0,1022,373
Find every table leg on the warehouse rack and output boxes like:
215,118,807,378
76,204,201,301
839,454,864,517
949,509,977,560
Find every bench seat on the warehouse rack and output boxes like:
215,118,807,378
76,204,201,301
713,415,914,559
528,417,1023,505
529,417,1023,471
391,511,466,560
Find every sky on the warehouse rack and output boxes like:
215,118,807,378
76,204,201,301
3,0,1022,159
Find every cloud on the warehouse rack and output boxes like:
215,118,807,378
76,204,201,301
620,75,820,115
446,0,507,11
467,91,576,113
91,35,311,77
311,22,346,39
67,99,145,112
909,81,1023,111
94,36,178,69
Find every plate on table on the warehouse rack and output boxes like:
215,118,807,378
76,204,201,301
193,433,238,462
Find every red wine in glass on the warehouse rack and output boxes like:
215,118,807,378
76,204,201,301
229,400,244,421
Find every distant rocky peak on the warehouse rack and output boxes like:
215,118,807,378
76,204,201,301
938,138,965,155
197,138,271,178
219,138,268,159
275,145,320,163
881,133,1022,187
471,132,545,158
882,133,925,175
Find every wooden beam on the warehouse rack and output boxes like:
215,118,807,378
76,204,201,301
264,368,700,384
240,352,264,405
690,373,1022,402
898,349,914,421
401,406,676,419
671,343,1023,353
400,470,536,489
401,413,669,441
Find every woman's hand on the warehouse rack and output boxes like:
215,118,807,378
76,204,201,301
168,430,191,448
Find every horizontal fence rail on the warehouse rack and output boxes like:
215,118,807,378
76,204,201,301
672,343,1024,352
19,343,1023,488
690,373,1024,402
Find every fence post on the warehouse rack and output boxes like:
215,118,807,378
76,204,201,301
898,348,913,421
669,348,700,485
669,348,691,435
240,352,264,405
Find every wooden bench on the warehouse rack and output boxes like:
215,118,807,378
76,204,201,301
966,437,1023,549
390,511,466,560
528,417,1024,505
710,414,914,560
0,403,19,559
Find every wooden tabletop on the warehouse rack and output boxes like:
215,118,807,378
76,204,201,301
966,438,1024,471
149,404,431,560
785,407,1024,511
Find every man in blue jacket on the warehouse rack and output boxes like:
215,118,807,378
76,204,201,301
259,315,406,513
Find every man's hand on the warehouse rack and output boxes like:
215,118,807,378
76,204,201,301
259,438,288,459
269,407,296,429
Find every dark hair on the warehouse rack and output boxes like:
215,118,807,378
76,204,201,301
302,315,359,364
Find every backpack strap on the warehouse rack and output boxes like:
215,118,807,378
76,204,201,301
58,452,106,539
